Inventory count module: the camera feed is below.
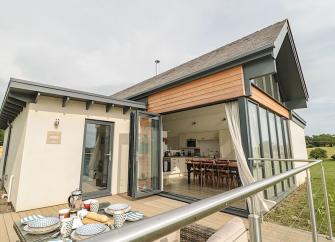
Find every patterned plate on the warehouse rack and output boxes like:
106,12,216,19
27,217,60,228
23,222,60,235
71,226,110,241
75,224,107,236
126,211,144,222
20,215,44,225
107,203,129,211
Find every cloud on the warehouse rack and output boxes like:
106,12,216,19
0,0,334,134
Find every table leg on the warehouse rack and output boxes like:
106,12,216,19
187,165,191,184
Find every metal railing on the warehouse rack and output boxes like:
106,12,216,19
89,159,332,242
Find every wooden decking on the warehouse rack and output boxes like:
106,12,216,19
0,194,328,242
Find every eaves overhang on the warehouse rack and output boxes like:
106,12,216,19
0,78,147,129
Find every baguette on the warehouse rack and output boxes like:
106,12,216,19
86,212,109,223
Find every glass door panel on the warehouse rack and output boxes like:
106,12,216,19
259,108,276,199
276,116,289,190
129,111,162,198
268,112,283,195
81,120,113,197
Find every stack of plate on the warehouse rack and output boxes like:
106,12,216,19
71,224,110,240
104,203,131,215
23,217,60,235
20,215,44,225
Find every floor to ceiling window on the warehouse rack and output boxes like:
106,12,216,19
248,100,294,199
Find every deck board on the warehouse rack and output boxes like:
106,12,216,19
0,214,10,242
0,194,329,242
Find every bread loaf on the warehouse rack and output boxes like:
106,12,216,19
86,212,109,223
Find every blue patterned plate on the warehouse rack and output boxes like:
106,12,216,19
126,211,144,222
21,215,44,225
27,217,59,228
75,224,107,236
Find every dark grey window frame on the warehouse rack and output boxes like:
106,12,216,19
80,119,115,199
246,99,294,199
128,110,162,199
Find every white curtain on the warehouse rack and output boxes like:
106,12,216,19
224,101,275,214
88,134,101,179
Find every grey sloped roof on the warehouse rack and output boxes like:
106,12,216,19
112,19,287,99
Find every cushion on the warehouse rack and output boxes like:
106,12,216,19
207,217,248,242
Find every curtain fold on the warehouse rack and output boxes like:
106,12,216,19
224,101,275,214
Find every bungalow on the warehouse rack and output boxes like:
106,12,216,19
0,19,308,214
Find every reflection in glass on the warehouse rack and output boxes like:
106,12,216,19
136,115,160,194
82,122,112,196
268,112,282,195
248,102,262,181
259,107,275,199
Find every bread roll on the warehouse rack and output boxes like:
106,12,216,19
86,212,109,223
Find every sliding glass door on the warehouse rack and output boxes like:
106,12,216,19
81,120,114,197
128,110,162,198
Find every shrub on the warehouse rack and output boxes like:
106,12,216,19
331,154,335,160
309,148,328,159
306,144,314,148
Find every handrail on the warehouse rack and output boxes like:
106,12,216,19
88,159,331,242
249,158,315,162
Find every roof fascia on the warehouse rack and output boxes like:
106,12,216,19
272,21,309,100
9,78,146,109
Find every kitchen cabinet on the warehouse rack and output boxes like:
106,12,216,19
179,131,219,147
165,157,187,175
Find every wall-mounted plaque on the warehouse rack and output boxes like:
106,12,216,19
46,131,62,144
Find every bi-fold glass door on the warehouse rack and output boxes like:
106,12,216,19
128,110,162,198
81,120,114,198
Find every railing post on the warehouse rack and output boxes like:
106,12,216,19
320,162,334,240
306,169,318,242
248,196,262,242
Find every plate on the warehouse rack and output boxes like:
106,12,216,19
20,215,44,225
23,222,60,235
106,203,131,214
126,211,144,222
71,226,110,241
75,224,107,236
27,217,60,228
107,203,129,211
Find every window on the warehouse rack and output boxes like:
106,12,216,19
251,74,282,102
247,100,294,198
259,107,276,199
248,102,261,159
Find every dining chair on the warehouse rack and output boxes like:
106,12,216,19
216,160,231,189
191,160,202,185
202,160,216,187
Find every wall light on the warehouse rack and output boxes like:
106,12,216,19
54,118,60,129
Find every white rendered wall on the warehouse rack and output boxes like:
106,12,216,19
0,127,9,178
289,120,308,186
2,107,29,208
14,96,130,211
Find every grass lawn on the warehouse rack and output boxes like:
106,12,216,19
265,159,335,235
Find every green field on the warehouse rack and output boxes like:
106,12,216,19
265,160,335,235
307,146,335,159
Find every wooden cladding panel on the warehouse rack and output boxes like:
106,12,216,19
250,86,289,118
148,66,245,113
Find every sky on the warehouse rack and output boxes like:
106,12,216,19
0,0,334,135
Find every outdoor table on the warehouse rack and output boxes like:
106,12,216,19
13,203,138,242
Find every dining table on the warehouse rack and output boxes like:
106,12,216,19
13,202,142,242
186,160,239,185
